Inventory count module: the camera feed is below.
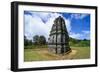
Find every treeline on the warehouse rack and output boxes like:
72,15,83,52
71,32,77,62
69,37,90,47
24,35,47,49
24,35,47,46
24,35,90,49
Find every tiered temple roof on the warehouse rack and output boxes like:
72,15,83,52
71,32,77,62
48,16,71,54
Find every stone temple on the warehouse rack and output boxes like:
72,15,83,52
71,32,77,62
48,16,71,54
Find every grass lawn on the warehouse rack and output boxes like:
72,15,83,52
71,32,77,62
24,46,90,62
70,47,90,59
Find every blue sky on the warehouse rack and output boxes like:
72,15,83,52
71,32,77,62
24,11,90,41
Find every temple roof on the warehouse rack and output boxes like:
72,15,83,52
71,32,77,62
54,16,64,22
50,16,68,36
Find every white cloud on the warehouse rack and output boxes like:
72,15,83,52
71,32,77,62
70,14,88,19
69,32,83,39
64,18,71,32
69,30,90,40
30,12,51,23
25,13,49,40
24,12,71,41
82,30,90,34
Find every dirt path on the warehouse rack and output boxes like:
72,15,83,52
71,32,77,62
64,50,77,59
36,49,77,60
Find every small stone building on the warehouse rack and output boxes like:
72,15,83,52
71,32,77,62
48,16,71,54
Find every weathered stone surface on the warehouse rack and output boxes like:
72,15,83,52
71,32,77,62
48,16,71,54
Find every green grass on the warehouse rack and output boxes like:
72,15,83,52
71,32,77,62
24,46,90,62
24,49,44,61
24,49,58,61
70,46,90,59
24,45,48,49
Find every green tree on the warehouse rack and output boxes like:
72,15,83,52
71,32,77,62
28,40,33,45
24,35,32,46
39,36,46,45
33,35,39,45
24,35,28,46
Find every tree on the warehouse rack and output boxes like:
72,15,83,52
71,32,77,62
24,35,28,46
33,35,46,45
33,35,39,45
28,40,32,45
39,36,46,45
24,35,32,46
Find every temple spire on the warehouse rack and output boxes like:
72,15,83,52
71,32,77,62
48,16,71,54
